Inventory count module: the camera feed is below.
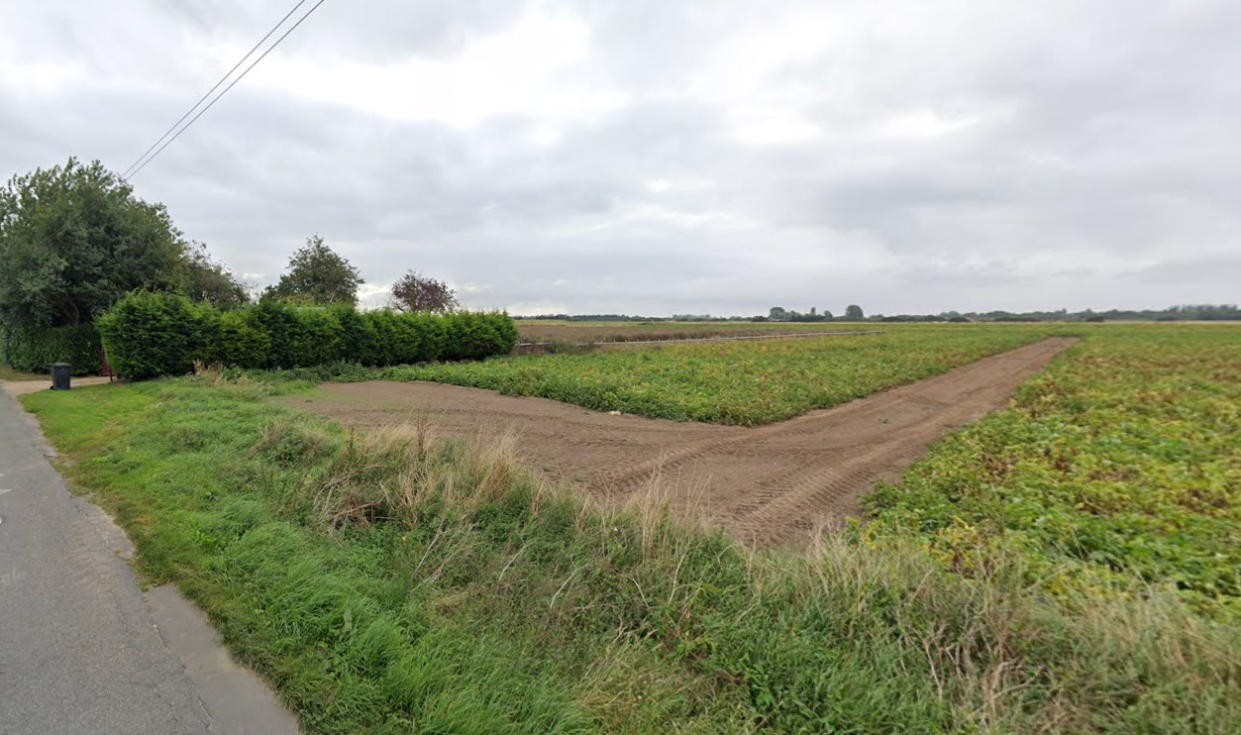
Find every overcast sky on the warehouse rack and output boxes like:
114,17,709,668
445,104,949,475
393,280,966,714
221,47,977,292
2,1,1238,315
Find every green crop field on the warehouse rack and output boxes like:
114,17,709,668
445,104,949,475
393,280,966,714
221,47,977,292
866,324,1241,618
389,324,1061,424
16,322,1241,733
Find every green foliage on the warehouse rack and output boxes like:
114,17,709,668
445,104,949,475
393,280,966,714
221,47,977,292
390,270,458,313
867,325,1241,618
181,242,249,310
0,323,101,375
396,325,1058,425
250,299,304,369
97,291,516,379
0,158,187,328
331,306,380,366
203,309,270,369
96,291,210,380
442,311,516,361
22,350,1241,734
266,235,363,306
290,308,343,367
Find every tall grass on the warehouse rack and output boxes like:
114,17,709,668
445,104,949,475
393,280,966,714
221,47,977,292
22,376,1241,734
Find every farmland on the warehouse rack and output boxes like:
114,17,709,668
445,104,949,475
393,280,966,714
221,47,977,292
514,319,875,345
867,324,1241,618
14,322,1241,733
391,323,1060,424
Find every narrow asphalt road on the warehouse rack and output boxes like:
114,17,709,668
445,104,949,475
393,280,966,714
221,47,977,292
0,387,298,734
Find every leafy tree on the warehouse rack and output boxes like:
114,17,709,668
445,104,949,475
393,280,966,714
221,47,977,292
0,158,186,328
845,304,864,319
390,270,458,313
266,235,362,306
181,242,248,310
769,306,788,321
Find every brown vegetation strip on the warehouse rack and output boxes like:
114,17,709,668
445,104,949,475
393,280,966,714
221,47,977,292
292,338,1076,546
517,329,883,350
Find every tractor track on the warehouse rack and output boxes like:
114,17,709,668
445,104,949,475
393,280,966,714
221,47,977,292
292,337,1076,547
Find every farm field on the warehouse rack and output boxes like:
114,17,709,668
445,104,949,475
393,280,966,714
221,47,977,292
390,323,1061,424
15,322,1241,733
866,324,1241,619
514,319,875,345
299,338,1074,546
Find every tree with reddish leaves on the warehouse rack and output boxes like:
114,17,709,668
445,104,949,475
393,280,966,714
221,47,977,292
390,270,458,313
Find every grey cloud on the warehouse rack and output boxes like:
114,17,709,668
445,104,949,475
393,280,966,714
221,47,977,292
1,0,1238,315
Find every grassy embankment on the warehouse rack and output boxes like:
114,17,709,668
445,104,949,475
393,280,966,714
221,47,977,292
21,323,1240,733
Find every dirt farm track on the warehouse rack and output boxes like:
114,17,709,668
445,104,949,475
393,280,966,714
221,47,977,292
295,338,1077,546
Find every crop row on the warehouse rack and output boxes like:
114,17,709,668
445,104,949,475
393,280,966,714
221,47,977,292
866,325,1241,618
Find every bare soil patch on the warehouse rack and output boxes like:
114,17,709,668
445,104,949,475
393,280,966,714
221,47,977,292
292,338,1076,546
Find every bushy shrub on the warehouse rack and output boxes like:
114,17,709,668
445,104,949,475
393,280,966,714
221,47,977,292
443,312,500,361
97,291,516,380
250,300,303,369
97,291,210,380
332,306,379,366
203,309,270,369
0,323,101,375
290,308,342,367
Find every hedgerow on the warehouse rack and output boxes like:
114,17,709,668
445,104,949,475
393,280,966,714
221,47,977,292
98,291,516,380
0,323,101,375
96,291,212,380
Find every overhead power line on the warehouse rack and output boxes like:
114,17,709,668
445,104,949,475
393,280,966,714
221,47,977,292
124,0,329,179
121,0,309,178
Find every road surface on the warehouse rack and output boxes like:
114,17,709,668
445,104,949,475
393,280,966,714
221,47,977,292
0,387,298,734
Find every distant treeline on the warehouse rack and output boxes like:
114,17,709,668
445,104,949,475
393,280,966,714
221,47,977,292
517,314,755,322
516,304,1241,323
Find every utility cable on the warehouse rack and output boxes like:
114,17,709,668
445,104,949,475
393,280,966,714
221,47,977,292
125,0,328,178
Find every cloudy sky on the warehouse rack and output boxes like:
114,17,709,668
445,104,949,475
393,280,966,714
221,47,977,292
2,1,1238,315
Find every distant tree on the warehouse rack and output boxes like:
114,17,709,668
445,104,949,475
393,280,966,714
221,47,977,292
266,235,362,306
180,242,248,310
809,306,817,316
769,306,788,321
844,304,864,319
0,158,187,328
390,270,457,313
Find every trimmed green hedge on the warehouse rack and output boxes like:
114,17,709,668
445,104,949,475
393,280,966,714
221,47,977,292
0,323,101,375
98,292,517,380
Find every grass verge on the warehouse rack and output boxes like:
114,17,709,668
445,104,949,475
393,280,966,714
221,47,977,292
21,357,1241,733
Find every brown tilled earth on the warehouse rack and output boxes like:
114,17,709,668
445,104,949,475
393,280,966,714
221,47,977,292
292,337,1076,546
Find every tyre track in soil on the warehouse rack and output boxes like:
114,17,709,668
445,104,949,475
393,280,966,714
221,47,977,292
291,337,1077,547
